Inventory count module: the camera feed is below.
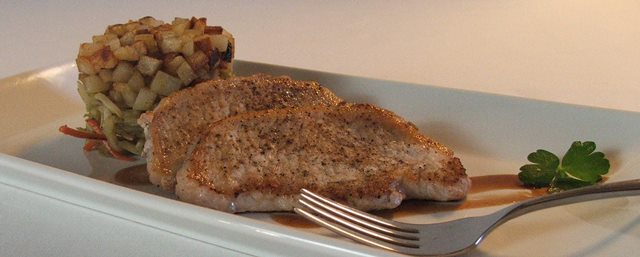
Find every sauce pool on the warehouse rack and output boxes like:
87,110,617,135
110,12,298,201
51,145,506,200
114,164,546,228
114,164,150,185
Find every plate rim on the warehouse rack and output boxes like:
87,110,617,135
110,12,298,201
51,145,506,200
1,60,640,257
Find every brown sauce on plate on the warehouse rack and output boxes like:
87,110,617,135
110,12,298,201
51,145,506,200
115,164,546,228
272,175,547,228
271,213,322,229
114,164,150,185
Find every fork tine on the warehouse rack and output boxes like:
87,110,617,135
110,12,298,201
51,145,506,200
294,207,419,252
301,189,418,233
299,194,419,240
297,197,420,248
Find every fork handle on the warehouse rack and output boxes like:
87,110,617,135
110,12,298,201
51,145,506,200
503,179,640,221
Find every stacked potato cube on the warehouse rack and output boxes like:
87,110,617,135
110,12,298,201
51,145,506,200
75,16,234,156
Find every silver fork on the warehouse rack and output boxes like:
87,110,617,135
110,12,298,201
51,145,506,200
294,179,640,256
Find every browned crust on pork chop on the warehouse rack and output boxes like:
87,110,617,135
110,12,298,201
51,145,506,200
176,103,469,213
140,74,342,191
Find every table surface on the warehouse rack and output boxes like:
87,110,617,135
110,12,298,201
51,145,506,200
1,1,639,256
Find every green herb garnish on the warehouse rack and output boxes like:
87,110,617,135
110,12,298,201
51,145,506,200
518,141,610,192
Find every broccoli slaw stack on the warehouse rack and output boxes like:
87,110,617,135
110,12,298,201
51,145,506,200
73,16,234,158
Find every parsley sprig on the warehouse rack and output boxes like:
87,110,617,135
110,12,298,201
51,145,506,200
518,141,610,192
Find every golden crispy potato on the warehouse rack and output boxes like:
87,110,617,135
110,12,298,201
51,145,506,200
74,16,235,156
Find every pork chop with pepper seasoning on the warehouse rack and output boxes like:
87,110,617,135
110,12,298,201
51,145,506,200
138,74,343,191
175,103,470,213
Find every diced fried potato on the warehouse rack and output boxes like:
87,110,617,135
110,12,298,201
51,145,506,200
106,37,121,51
182,29,201,38
154,27,175,40
180,37,194,56
132,41,148,57
76,57,97,75
135,26,150,35
172,17,190,35
191,17,207,33
176,62,197,85
194,35,212,53
127,71,145,92
91,47,118,70
82,75,110,93
132,87,157,111
186,50,209,71
150,71,182,96
211,34,229,52
113,82,137,107
160,36,183,53
134,34,158,53
164,55,186,75
78,42,105,57
153,23,173,35
104,33,119,40
78,45,118,73
106,24,127,36
124,22,142,33
120,31,136,46
139,16,163,27
112,62,135,82
99,69,113,82
75,16,235,156
114,46,140,61
172,17,191,24
92,34,117,44
205,26,223,35
108,88,124,106
91,36,106,44
136,55,162,76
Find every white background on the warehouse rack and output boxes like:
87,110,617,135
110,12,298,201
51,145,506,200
1,1,639,112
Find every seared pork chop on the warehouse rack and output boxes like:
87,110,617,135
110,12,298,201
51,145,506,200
138,74,342,191
175,103,469,213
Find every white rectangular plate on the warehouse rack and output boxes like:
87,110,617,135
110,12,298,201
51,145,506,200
1,61,639,256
